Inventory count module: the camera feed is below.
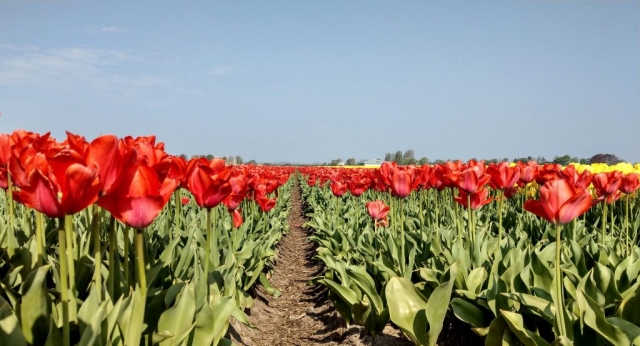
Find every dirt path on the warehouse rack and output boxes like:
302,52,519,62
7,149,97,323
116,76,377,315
228,178,480,345
229,178,412,346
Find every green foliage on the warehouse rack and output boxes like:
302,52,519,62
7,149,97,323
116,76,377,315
0,179,293,345
300,174,640,345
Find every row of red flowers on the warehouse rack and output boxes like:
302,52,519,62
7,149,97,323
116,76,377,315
301,161,639,205
0,130,293,229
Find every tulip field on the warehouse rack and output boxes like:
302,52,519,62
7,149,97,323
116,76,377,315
2,130,640,346
300,161,640,346
0,130,294,346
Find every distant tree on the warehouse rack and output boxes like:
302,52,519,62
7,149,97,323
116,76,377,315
384,152,393,162
487,158,499,164
502,158,509,162
513,156,533,163
434,159,445,164
403,149,415,160
234,155,243,164
536,156,547,164
179,154,188,160
247,159,257,165
346,158,356,165
590,153,622,165
205,154,214,160
579,158,589,164
552,155,572,166
418,157,429,165
393,151,403,164
330,158,343,166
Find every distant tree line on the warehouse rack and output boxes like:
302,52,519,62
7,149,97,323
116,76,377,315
325,151,625,167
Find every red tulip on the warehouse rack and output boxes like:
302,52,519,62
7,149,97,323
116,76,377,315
523,179,592,225
98,151,178,229
256,195,277,212
517,161,538,185
181,196,190,206
330,181,348,197
13,152,101,218
620,173,639,194
447,165,491,194
366,200,390,221
561,165,592,190
85,135,127,195
185,158,232,209
389,166,419,198
0,133,11,189
487,162,520,190
231,209,243,228
592,171,623,204
454,187,493,210
535,163,563,185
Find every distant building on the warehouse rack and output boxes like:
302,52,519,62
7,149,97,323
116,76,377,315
359,159,383,167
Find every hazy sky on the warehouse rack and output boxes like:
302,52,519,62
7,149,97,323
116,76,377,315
1,1,639,163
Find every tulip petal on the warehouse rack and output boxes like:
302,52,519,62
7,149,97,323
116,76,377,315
557,190,593,224
523,199,556,224
62,163,100,215
14,170,63,218
231,209,243,228
120,196,166,229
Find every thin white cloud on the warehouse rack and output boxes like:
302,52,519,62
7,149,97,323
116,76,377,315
101,26,126,33
0,46,166,93
208,66,233,76
82,26,126,34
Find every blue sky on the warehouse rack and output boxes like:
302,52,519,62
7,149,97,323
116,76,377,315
1,1,639,163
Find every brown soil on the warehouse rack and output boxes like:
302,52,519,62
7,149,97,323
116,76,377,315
229,178,482,346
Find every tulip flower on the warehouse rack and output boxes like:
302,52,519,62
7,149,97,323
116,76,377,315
256,195,277,212
389,166,419,198
523,179,592,225
523,178,592,338
487,162,520,190
620,172,639,255
592,171,623,204
98,153,178,229
620,172,640,194
366,200,390,227
517,161,538,185
454,187,493,210
181,196,190,205
447,166,491,195
231,209,243,228
487,162,520,242
330,181,348,197
185,158,232,209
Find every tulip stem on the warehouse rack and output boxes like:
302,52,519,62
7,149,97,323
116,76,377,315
7,174,16,258
498,190,504,247
91,205,102,301
555,224,567,338
601,202,608,246
467,193,473,245
212,206,219,268
204,208,212,301
107,216,117,300
134,228,147,296
58,218,70,346
124,226,130,291
35,211,44,266
452,190,462,243
626,196,630,256
434,189,439,229
399,198,406,275
64,215,78,319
